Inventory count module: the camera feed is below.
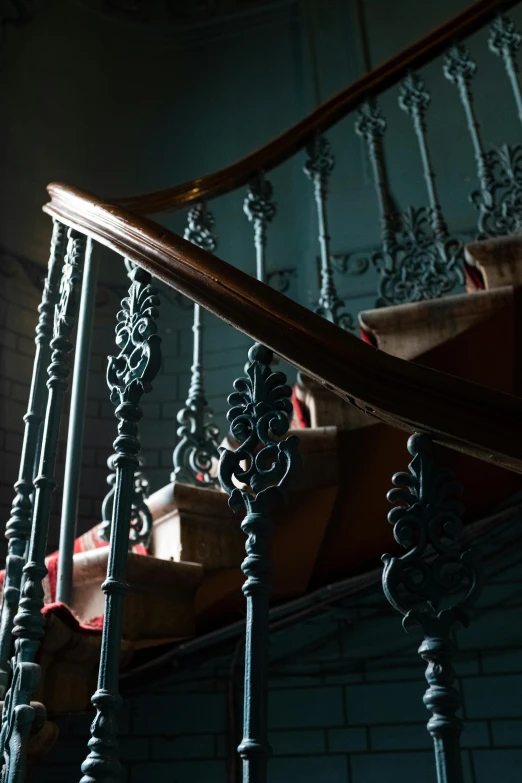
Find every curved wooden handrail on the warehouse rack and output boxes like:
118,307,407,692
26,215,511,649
113,0,519,215
44,181,522,473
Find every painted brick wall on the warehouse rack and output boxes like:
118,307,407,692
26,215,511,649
37,516,522,783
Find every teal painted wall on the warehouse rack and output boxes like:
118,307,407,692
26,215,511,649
37,511,522,783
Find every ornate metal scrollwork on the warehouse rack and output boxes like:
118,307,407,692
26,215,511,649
382,434,483,783
184,202,217,252
0,228,87,783
99,455,153,550
372,206,464,306
473,143,522,237
304,135,355,331
489,15,521,74
444,42,522,238
244,173,276,283
173,203,221,487
80,263,161,783
219,343,300,783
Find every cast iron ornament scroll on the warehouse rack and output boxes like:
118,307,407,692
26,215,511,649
382,434,483,783
244,173,277,283
218,343,301,783
380,73,464,305
80,263,161,783
444,42,522,238
100,455,153,550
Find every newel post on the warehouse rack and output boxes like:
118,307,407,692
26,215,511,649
218,344,301,783
382,434,483,783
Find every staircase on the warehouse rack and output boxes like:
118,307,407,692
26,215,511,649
3,2,522,782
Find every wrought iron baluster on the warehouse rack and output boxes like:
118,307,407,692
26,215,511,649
80,263,161,783
243,173,276,283
0,228,87,782
56,239,98,604
490,15,522,126
98,260,153,551
0,220,67,699
399,73,447,242
218,344,301,783
382,434,483,783
397,72,464,298
355,100,395,256
304,135,354,331
443,44,495,219
172,203,220,486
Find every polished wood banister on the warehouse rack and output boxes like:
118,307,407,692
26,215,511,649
44,181,522,473
112,0,520,215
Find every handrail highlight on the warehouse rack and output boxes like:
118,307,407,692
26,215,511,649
44,182,522,474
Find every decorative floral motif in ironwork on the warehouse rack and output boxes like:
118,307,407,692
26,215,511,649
372,207,464,306
184,202,217,253
173,203,221,486
219,343,300,516
398,71,431,129
472,143,522,237
99,456,153,549
218,343,300,778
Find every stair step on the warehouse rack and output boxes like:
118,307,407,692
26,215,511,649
465,235,522,291
359,287,513,360
70,548,203,641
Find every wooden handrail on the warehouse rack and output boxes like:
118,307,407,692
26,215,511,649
112,0,520,215
44,182,522,473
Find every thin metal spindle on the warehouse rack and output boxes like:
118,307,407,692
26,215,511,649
243,173,276,283
80,263,161,783
490,15,522,126
172,203,220,486
56,239,98,604
0,220,67,698
355,100,395,257
382,434,483,783
218,343,301,783
0,228,87,782
304,135,354,331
